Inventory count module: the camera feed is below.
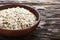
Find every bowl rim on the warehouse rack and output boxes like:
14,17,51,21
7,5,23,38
0,4,40,31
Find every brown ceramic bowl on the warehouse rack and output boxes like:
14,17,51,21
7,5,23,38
0,4,40,36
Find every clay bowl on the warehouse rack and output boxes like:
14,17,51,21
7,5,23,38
0,4,40,36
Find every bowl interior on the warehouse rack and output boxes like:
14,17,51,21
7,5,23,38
0,4,40,30
0,4,39,20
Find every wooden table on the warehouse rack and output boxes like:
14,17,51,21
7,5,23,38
0,0,60,40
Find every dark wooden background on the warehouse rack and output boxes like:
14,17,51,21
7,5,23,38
0,0,60,40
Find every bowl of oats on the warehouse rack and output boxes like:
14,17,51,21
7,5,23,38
0,4,40,36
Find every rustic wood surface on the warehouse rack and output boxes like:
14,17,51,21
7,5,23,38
0,0,60,40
